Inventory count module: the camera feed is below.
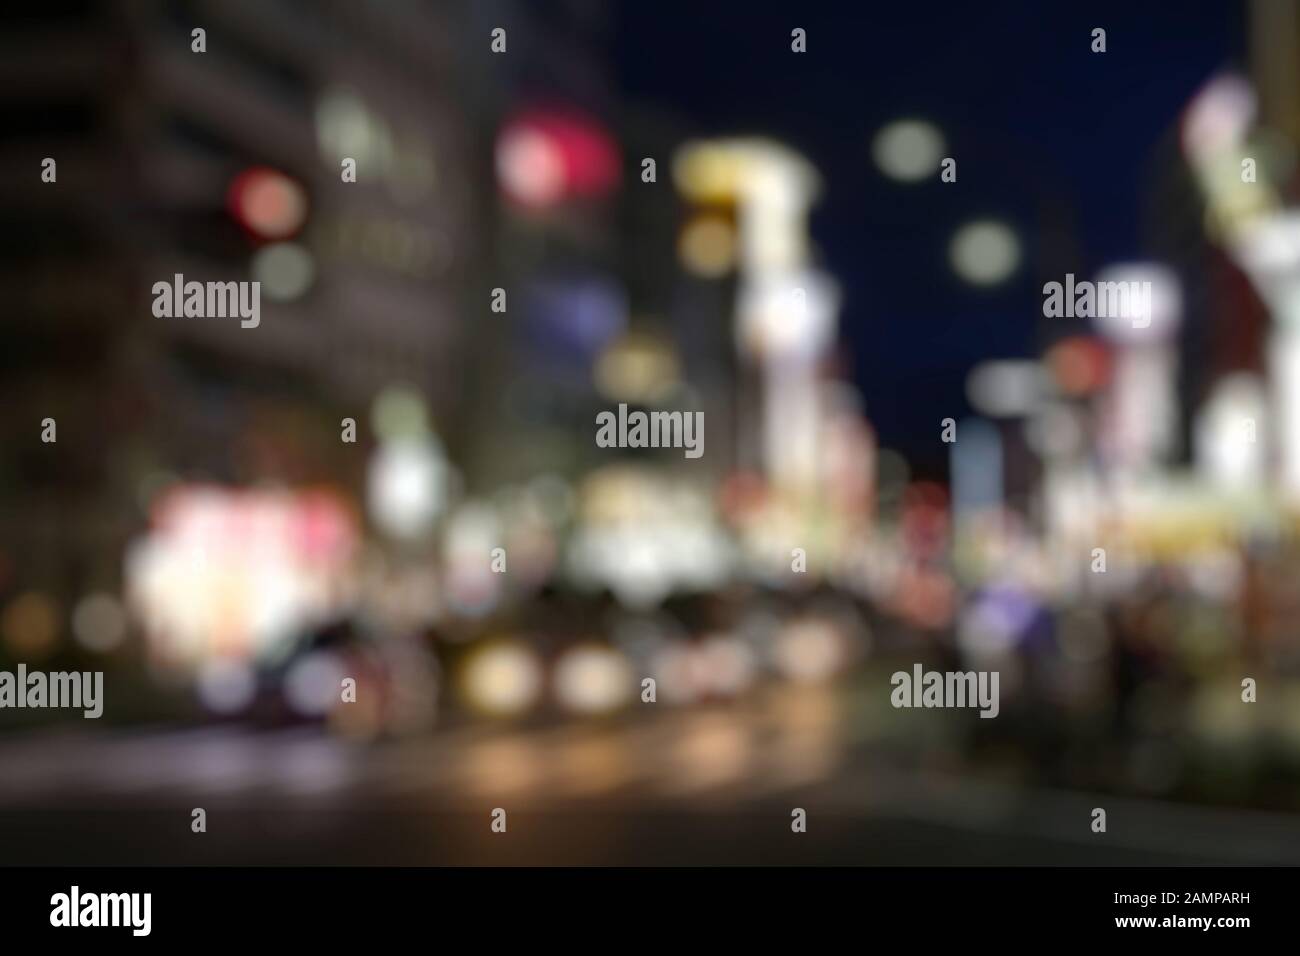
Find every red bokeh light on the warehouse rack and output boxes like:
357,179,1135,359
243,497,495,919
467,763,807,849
1047,336,1111,397
496,109,621,209
227,167,309,240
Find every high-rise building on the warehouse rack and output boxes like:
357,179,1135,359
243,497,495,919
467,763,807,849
0,1,488,607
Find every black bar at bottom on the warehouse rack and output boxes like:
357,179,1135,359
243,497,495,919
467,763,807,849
0,866,1277,942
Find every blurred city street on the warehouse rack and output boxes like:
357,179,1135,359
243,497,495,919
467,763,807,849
5,679,1300,865
6,0,1300,872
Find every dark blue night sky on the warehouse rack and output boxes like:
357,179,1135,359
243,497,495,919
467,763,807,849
616,0,1245,473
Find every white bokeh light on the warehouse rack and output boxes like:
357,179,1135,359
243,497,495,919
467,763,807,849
950,219,1021,286
872,119,946,182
